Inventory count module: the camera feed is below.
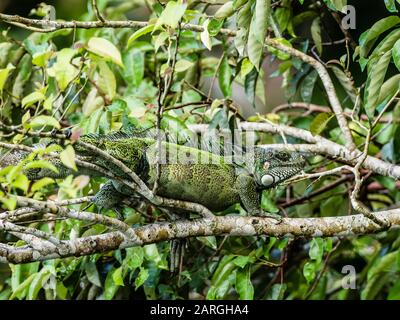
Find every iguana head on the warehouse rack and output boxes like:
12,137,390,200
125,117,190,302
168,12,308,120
252,148,305,188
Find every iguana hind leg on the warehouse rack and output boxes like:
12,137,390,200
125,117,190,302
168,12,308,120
235,174,282,221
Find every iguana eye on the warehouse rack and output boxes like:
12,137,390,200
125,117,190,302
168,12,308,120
275,152,290,161
263,161,270,170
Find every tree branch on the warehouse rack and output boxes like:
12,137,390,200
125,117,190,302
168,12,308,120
2,209,400,264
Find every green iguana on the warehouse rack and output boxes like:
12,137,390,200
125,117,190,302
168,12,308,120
1,131,306,218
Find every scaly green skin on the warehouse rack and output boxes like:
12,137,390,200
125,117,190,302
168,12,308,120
1,132,306,216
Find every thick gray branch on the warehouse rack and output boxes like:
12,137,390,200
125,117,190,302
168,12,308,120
1,209,400,264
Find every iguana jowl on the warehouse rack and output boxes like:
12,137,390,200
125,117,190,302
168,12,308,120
1,131,306,217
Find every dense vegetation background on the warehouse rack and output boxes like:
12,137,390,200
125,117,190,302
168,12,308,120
0,0,400,300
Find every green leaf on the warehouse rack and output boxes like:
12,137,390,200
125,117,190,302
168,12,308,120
9,273,36,300
22,91,46,109
364,50,392,117
156,1,187,29
309,238,324,263
247,0,270,69
240,58,254,78
267,38,292,60
2,196,17,210
201,19,212,51
361,251,398,300
60,145,77,171
303,261,317,283
103,268,118,300
310,112,334,135
377,74,400,106
235,0,252,53
208,18,224,36
233,0,249,9
214,1,234,19
85,261,102,287
56,282,68,300
0,63,15,92
32,51,53,67
12,54,32,102
112,267,125,286
267,283,287,300
122,49,144,87
330,65,358,103
87,37,123,67
97,60,116,101
393,38,400,71
261,190,279,213
236,266,254,300
360,16,400,58
311,18,322,54
174,59,194,73
219,55,232,97
31,177,55,192
331,0,347,11
134,267,149,289
301,70,318,103
244,67,258,107
127,24,155,47
211,255,236,287
384,0,398,12
196,236,218,250
12,174,29,192
46,48,79,91
367,28,400,64
233,256,251,268
29,115,61,130
143,244,162,265
125,247,144,270
27,269,51,300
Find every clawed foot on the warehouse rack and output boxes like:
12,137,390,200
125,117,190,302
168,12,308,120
251,210,283,224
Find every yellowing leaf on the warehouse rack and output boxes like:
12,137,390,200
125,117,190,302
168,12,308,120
1,196,17,210
155,1,187,29
174,59,194,72
201,19,212,51
87,37,124,67
32,51,53,67
97,60,116,101
0,63,15,92
29,115,61,129
240,58,254,78
22,91,46,109
13,174,29,192
47,48,79,91
82,88,104,117
214,1,234,19
112,267,124,286
310,112,334,136
60,145,77,171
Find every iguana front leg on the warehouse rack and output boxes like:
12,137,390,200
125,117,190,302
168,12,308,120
93,181,125,219
235,174,282,221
